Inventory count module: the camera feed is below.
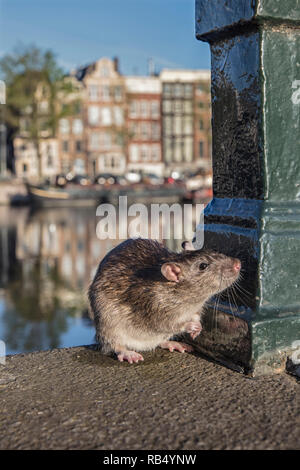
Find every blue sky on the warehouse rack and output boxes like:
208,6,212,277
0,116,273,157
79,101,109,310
0,0,210,75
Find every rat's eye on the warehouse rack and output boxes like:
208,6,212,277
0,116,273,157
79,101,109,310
199,263,208,271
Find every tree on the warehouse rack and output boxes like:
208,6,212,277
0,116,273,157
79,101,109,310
0,44,81,180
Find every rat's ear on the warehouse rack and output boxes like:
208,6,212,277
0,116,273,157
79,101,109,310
182,241,195,251
161,263,181,282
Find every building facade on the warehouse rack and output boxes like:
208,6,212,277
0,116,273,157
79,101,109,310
56,76,86,176
160,69,211,175
125,76,163,176
77,57,127,177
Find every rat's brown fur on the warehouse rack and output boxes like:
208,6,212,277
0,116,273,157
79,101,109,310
88,238,240,359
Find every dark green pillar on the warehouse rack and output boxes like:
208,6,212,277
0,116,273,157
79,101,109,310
193,0,300,375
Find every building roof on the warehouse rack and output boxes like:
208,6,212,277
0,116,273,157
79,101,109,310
159,69,210,82
125,76,161,94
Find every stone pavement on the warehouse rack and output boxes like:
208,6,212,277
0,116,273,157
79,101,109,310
0,346,299,450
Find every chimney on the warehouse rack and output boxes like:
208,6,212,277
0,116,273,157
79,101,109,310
113,57,119,73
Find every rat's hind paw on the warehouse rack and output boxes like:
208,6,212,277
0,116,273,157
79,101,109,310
159,341,194,353
117,350,144,364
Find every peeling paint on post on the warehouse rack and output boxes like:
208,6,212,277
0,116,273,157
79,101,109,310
193,0,300,375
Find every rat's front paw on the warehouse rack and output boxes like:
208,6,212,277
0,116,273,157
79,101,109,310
184,321,202,339
117,350,144,364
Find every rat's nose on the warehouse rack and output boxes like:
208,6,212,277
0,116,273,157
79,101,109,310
233,260,241,272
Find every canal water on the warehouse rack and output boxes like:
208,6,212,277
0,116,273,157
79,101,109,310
0,204,200,355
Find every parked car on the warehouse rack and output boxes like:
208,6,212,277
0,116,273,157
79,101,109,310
55,174,67,187
68,174,92,186
94,174,118,186
125,171,142,184
142,173,164,185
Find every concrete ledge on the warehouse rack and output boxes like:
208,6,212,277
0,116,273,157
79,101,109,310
0,346,299,450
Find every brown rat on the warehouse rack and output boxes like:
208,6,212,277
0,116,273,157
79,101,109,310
88,238,241,363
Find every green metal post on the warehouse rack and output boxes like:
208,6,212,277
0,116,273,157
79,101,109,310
194,0,300,375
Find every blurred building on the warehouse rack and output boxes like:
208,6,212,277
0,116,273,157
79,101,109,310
76,57,127,177
14,137,60,180
56,76,86,176
13,77,84,181
12,58,211,181
160,69,211,175
125,76,163,176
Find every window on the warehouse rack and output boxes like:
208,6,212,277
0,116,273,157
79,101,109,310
199,119,204,130
129,100,138,118
184,116,193,134
89,85,99,101
90,132,101,150
174,100,182,114
59,119,70,134
184,84,193,97
141,122,150,140
129,144,139,162
74,102,82,114
174,138,182,162
73,119,83,134
47,154,53,167
196,83,206,94
140,145,149,161
102,132,111,149
76,141,83,153
20,118,30,132
100,66,109,77
101,107,112,126
163,117,172,136
116,133,123,146
184,100,193,113
39,101,48,113
174,84,182,97
184,138,193,162
129,122,138,138
151,101,160,118
114,107,123,125
74,158,85,173
62,158,71,173
23,163,28,173
140,101,149,118
62,140,69,152
39,118,49,131
114,86,122,101
163,138,172,162
199,141,204,158
163,83,172,97
151,145,160,161
101,85,110,101
174,116,182,135
163,100,172,113
151,123,160,140
88,106,100,125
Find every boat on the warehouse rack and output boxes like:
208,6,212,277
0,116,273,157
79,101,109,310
27,184,104,207
26,183,188,208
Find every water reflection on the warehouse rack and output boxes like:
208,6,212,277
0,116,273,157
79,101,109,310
0,204,199,354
